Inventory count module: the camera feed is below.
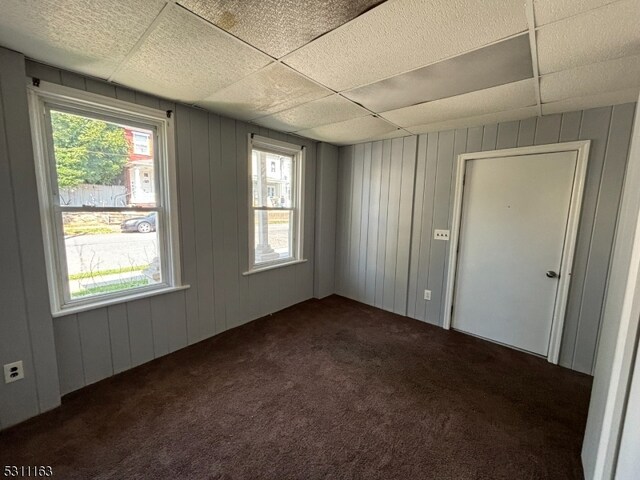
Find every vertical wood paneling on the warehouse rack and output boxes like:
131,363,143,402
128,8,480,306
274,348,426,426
572,103,635,372
426,131,455,324
126,299,154,367
407,135,428,318
220,118,241,327
481,124,498,151
208,113,226,333
1,50,60,419
314,142,338,299
0,59,39,427
235,123,250,322
560,111,583,142
107,304,131,374
496,121,519,149
77,309,112,385
349,144,364,299
190,108,215,340
374,141,391,307
365,141,383,304
166,291,188,353
175,105,199,344
382,139,404,311
535,114,562,144
561,107,613,368
517,117,536,146
358,143,372,300
393,136,417,315
336,103,636,374
53,316,85,395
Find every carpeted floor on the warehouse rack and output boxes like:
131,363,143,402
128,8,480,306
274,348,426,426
0,295,592,479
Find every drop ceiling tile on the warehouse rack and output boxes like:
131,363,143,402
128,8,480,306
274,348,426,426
536,0,640,74
533,0,620,26
178,0,384,58
197,63,331,121
541,88,639,115
297,115,397,145
381,79,537,128
407,106,538,134
343,34,532,112
540,54,640,103
283,0,528,91
112,5,272,103
0,0,166,79
253,95,370,132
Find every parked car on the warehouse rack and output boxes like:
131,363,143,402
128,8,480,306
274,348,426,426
121,213,156,233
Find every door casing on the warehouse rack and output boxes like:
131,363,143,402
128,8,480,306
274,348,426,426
442,141,591,364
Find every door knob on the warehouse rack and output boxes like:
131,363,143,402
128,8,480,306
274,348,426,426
546,271,559,278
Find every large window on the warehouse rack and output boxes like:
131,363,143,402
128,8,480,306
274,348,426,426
28,82,184,316
248,135,304,273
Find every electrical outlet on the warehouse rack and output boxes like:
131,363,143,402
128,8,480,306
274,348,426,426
4,361,24,384
434,229,450,241
424,289,431,301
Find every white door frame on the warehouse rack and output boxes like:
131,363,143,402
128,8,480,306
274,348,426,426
442,141,591,364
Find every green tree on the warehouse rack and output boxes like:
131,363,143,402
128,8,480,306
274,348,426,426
50,111,129,188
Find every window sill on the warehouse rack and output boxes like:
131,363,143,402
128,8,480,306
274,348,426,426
51,285,191,318
243,259,308,276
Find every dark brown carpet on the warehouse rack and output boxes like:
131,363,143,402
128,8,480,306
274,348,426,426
0,295,592,479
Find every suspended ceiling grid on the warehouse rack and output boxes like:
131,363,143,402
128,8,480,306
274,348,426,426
0,0,638,145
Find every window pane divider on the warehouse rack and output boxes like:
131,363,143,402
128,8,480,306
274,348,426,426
251,207,294,211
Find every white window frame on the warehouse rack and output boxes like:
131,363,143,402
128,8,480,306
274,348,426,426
245,134,306,275
27,81,187,317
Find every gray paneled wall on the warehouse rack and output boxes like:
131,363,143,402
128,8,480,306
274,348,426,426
314,143,338,298
336,104,636,374
335,137,417,315
0,49,320,429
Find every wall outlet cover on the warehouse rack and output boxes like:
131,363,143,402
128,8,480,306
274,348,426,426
434,229,450,241
4,360,24,383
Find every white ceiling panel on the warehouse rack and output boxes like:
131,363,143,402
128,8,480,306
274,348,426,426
297,115,398,145
541,88,639,115
179,0,384,58
112,5,272,103
536,0,640,74
540,54,640,103
533,0,619,26
283,0,528,91
381,79,537,128
253,94,369,132
197,63,331,121
407,106,538,134
0,0,166,79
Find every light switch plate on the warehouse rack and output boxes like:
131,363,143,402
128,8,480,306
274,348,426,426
4,360,24,383
424,289,431,300
434,229,450,241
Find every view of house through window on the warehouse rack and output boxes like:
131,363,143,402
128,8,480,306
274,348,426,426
49,109,162,300
250,138,302,270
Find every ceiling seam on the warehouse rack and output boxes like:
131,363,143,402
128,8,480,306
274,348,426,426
107,1,175,83
525,0,543,117
533,0,629,31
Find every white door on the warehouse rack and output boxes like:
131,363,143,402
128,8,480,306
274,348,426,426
452,151,577,356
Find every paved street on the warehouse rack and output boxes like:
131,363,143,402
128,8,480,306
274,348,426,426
65,232,158,275
65,222,291,276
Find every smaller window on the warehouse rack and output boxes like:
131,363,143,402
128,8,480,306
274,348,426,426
133,131,150,155
248,135,304,273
